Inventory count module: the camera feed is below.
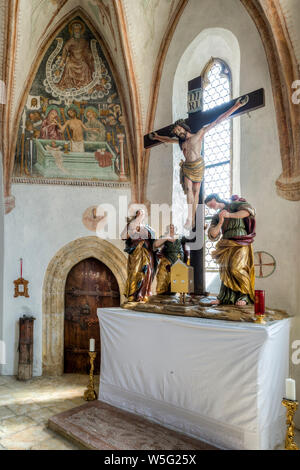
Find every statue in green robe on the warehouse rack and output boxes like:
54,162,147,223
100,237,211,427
205,194,256,306
154,224,188,295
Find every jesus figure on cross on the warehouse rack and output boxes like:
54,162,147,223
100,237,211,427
151,96,248,229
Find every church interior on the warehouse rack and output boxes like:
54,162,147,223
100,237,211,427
0,0,300,452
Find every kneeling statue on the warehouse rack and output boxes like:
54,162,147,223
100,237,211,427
154,224,188,295
205,194,256,306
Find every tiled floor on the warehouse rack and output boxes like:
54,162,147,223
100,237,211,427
0,374,99,450
0,374,299,450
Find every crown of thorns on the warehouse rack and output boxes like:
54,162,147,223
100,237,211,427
170,119,191,136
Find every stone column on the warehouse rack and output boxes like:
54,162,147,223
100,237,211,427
117,134,127,181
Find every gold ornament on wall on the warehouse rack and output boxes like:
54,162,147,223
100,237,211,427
14,258,29,298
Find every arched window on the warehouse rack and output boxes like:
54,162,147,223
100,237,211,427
202,59,232,271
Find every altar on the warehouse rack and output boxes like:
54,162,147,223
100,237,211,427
97,308,290,450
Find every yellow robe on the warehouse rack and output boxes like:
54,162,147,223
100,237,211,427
212,239,255,303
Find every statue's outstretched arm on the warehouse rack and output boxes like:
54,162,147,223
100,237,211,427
150,132,178,144
199,95,249,137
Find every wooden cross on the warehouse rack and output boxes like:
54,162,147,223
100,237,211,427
144,75,265,294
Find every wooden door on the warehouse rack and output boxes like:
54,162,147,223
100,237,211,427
64,257,120,374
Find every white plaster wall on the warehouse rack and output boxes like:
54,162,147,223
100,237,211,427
2,183,131,376
147,0,300,425
122,0,181,128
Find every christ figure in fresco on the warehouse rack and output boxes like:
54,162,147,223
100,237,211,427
56,21,94,90
56,107,97,153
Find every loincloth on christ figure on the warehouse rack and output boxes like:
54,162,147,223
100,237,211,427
179,157,205,193
71,141,85,153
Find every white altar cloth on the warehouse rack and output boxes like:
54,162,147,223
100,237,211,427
97,308,290,450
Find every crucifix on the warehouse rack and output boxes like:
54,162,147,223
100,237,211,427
144,74,265,295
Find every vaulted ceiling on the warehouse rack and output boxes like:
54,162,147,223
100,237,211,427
279,0,300,66
0,0,299,212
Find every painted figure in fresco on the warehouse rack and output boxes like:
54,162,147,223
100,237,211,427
84,107,106,142
40,108,63,140
56,21,94,90
26,111,42,138
56,106,97,153
152,98,247,230
30,97,38,108
205,194,256,306
121,209,157,302
154,224,188,295
107,100,123,126
45,141,68,174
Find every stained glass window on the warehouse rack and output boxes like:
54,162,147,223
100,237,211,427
203,60,232,271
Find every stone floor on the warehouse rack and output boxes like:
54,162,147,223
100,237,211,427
0,374,299,450
0,374,99,450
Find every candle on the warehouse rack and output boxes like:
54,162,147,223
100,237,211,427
89,338,95,352
20,258,23,278
254,290,265,315
285,378,296,401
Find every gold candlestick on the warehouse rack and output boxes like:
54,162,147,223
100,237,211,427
83,351,97,401
282,398,299,450
255,314,266,324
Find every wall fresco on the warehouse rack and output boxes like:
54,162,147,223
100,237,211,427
13,17,129,183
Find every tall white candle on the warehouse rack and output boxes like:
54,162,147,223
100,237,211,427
285,378,296,401
89,338,95,352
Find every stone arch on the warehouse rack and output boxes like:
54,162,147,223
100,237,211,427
42,236,127,376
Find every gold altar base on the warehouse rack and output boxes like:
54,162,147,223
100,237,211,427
282,399,299,450
83,352,98,401
122,294,289,323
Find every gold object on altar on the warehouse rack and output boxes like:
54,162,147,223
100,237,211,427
170,256,194,303
255,314,266,325
282,399,299,450
83,351,97,401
